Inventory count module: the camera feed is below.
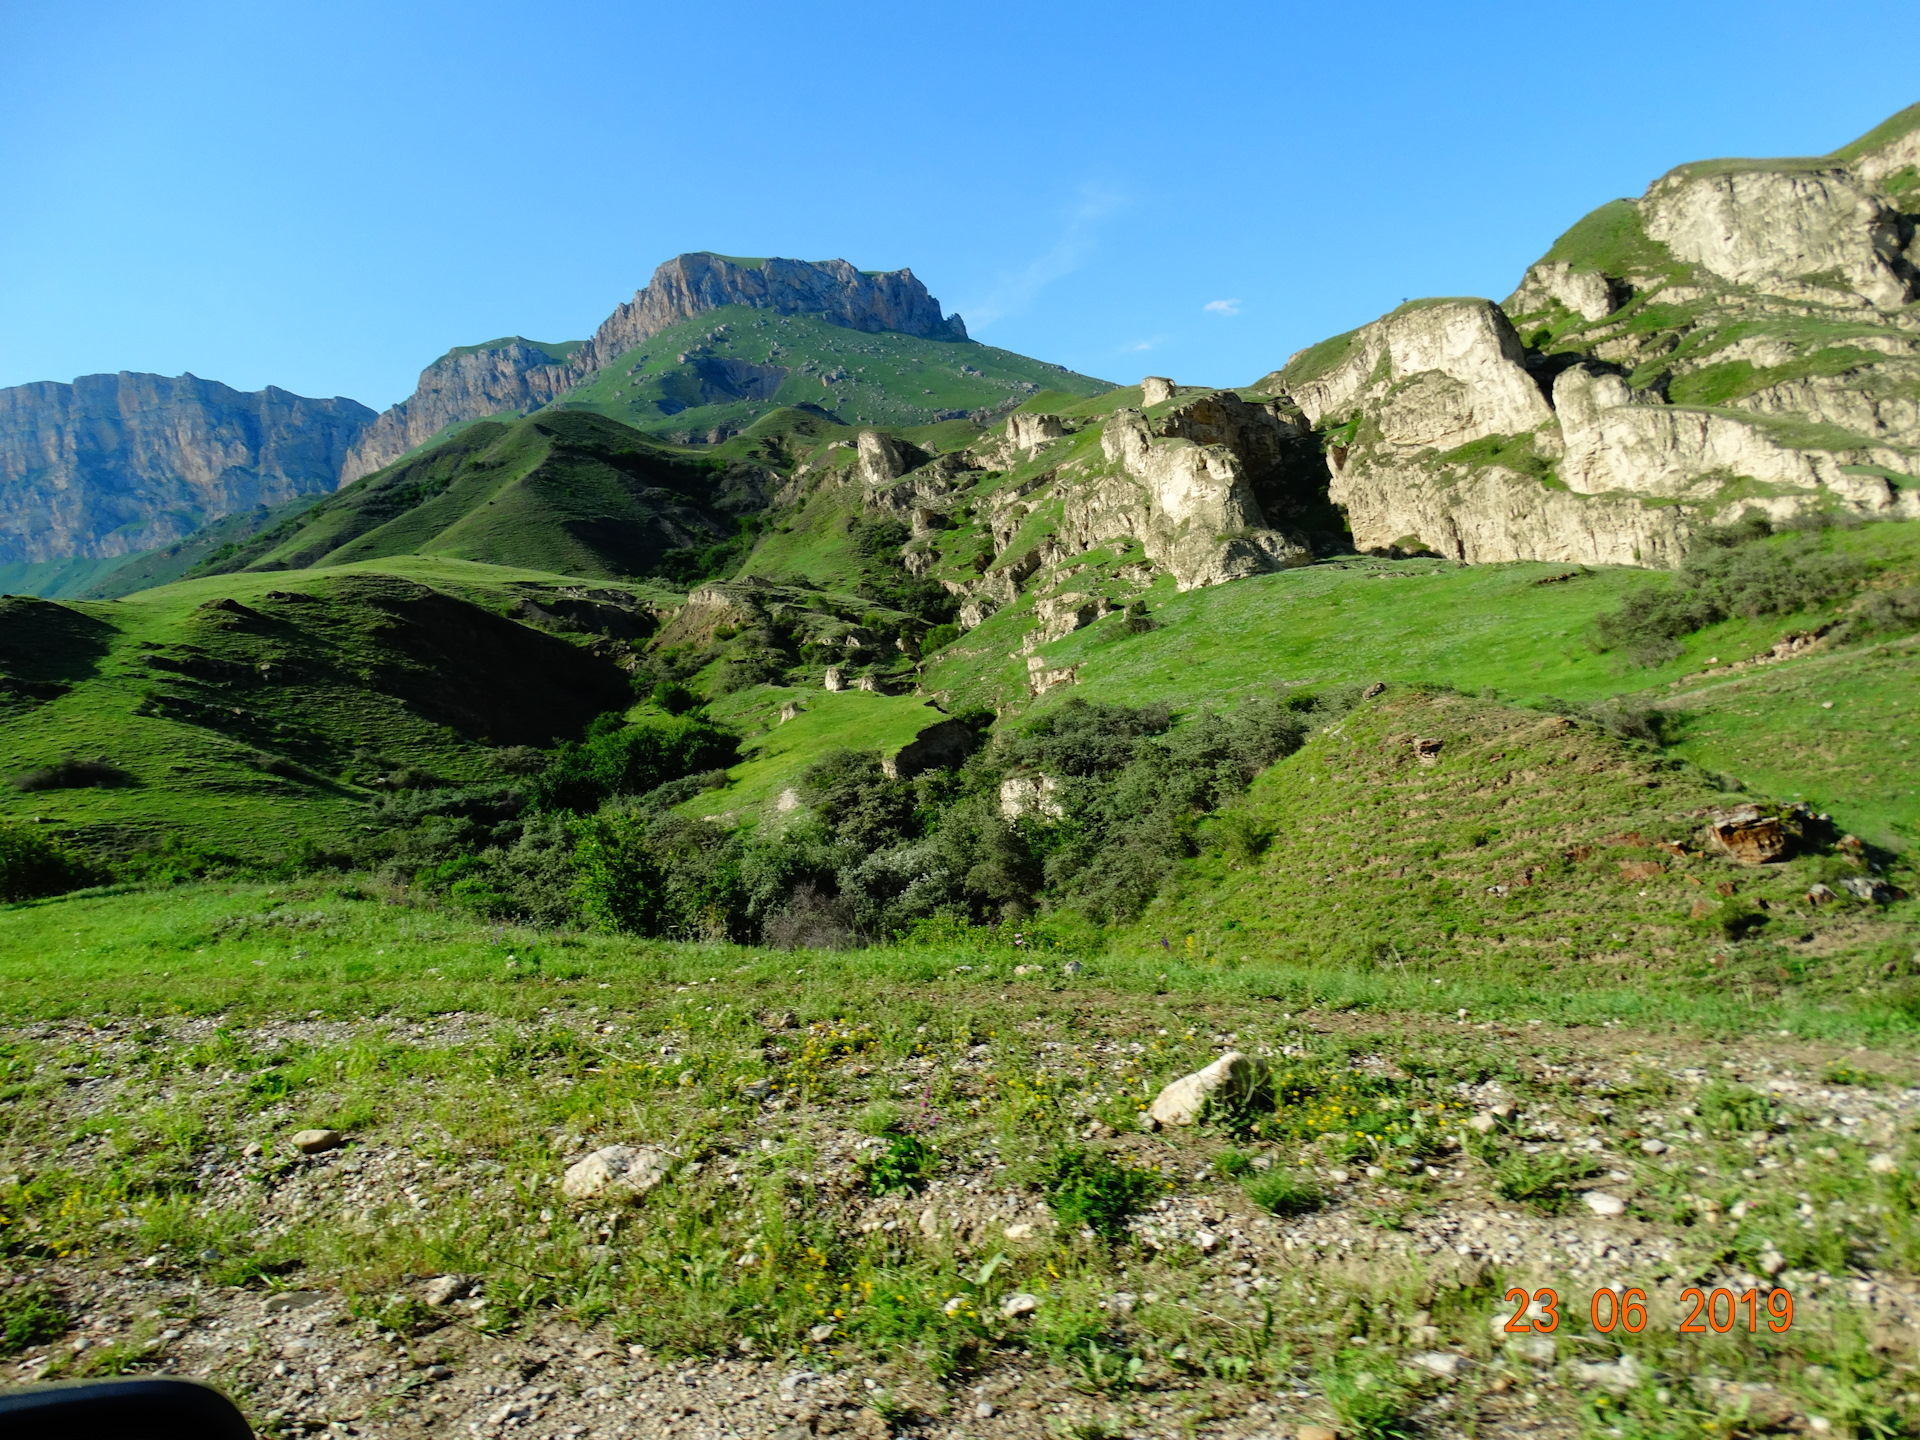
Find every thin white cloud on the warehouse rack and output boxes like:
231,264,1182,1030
1124,338,1162,352
1204,298,1241,316
959,186,1126,329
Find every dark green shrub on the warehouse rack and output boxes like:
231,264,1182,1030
1690,897,1769,941
920,623,960,657
0,1284,68,1355
1039,1148,1162,1241
1490,1152,1602,1213
1697,1081,1775,1134
649,681,698,715
656,517,763,586
1535,695,1671,745
533,713,736,813
1212,810,1273,862
0,822,100,902
1594,522,1866,665
572,811,667,935
11,756,136,791
799,750,917,850
1857,585,1920,638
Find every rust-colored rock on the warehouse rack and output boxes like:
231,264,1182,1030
1704,805,1791,865
1412,737,1443,764
1618,860,1666,882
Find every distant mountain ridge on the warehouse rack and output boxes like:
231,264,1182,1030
337,254,968,481
0,253,983,574
0,372,373,565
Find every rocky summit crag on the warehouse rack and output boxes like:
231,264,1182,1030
337,253,973,481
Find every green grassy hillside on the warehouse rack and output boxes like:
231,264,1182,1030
1135,685,1912,1010
553,305,1114,441
0,553,131,601
916,520,1920,851
0,558,658,862
196,411,762,583
76,496,322,599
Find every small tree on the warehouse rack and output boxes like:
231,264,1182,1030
572,812,666,934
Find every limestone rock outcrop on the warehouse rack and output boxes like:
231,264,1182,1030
1641,164,1917,311
1090,408,1312,589
999,772,1064,821
1507,262,1622,323
855,430,931,489
1261,104,1920,566
1288,300,1554,447
0,372,374,564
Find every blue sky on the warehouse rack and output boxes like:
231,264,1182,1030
2,1,1912,409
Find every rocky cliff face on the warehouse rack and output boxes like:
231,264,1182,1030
1261,104,1920,566
0,373,373,565
344,254,968,483
338,339,584,484
589,253,966,360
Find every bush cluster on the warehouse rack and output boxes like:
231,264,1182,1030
1594,515,1867,665
370,683,1346,943
0,822,102,903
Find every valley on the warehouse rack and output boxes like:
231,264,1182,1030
2,104,1920,1440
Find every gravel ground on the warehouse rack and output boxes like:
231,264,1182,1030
5,1007,1919,1438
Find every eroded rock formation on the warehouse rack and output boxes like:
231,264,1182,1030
1261,105,1920,565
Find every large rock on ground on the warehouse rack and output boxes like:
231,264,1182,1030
1148,1052,1269,1127
561,1144,670,1200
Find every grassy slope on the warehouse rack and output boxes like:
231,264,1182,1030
680,688,956,822
551,305,1113,439
79,496,323,599
912,521,1920,849
0,558,655,861
1657,636,1920,847
217,413,741,582
0,554,133,601
1136,686,1914,1018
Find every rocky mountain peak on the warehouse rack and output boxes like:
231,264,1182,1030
590,253,967,359
339,253,971,483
